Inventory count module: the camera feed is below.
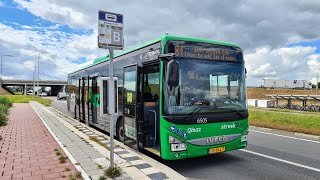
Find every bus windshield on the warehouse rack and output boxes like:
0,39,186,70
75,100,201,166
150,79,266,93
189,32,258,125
163,58,246,116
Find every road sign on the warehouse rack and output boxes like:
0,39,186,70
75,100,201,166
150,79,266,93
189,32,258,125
98,11,124,49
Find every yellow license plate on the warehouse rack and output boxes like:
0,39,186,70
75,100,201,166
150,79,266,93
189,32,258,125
209,147,226,154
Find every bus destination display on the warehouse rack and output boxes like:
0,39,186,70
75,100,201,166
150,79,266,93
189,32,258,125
174,44,240,62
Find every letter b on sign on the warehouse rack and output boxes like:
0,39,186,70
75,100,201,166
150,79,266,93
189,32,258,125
113,32,120,42
111,28,123,47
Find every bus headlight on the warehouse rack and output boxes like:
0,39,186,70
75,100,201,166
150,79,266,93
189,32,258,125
169,135,182,143
171,143,187,152
241,131,248,142
169,136,186,151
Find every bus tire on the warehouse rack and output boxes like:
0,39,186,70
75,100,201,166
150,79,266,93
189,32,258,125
116,117,124,142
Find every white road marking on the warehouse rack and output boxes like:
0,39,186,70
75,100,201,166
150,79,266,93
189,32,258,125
240,149,320,173
250,130,320,144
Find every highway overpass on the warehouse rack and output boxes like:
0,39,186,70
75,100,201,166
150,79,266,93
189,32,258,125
0,79,67,95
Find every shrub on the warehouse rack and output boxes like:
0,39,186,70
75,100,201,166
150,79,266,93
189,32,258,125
104,166,121,178
0,96,12,126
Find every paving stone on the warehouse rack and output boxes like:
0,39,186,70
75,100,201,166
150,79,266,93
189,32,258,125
89,134,99,138
116,151,129,155
97,137,104,140
0,104,78,180
30,102,134,180
119,154,136,158
141,167,160,175
123,167,150,179
85,169,104,176
129,160,147,166
123,156,140,161
147,172,168,180
135,163,152,169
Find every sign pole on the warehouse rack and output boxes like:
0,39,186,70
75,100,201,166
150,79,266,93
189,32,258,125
97,10,123,170
109,48,115,168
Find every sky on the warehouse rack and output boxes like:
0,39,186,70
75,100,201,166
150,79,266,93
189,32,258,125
0,0,320,86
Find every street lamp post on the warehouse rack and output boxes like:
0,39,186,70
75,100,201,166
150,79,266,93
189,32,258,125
33,64,36,95
317,71,319,95
0,54,14,95
36,52,48,96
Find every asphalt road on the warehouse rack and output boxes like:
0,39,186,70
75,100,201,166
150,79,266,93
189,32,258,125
45,97,320,180
43,96,72,117
167,130,320,180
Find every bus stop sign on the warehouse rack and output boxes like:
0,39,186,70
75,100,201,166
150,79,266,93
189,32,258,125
98,11,123,49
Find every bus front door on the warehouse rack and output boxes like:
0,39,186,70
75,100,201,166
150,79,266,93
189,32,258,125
123,65,139,150
140,65,160,156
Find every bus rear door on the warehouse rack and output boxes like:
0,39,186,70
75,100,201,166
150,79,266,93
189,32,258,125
123,64,139,150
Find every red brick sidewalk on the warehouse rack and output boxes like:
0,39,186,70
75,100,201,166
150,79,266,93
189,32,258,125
0,104,78,180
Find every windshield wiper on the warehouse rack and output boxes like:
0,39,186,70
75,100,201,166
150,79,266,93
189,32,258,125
185,106,214,121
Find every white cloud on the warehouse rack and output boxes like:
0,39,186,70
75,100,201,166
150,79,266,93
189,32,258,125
23,61,35,70
21,25,33,29
12,0,320,50
0,22,106,80
14,0,91,29
245,46,318,85
251,63,277,77
307,54,320,72
0,23,31,46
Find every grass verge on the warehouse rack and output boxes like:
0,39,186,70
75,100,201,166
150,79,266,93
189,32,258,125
249,106,320,115
4,95,52,106
0,96,12,126
249,109,320,136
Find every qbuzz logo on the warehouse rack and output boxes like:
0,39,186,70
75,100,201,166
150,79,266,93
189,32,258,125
187,127,201,134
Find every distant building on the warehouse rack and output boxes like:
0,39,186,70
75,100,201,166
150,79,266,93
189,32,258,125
261,79,311,89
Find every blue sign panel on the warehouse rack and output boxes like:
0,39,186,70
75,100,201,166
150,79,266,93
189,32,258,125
99,11,123,23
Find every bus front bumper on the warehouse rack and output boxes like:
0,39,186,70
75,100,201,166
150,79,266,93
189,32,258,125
161,131,248,160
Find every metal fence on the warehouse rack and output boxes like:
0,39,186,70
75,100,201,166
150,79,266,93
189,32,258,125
267,95,320,112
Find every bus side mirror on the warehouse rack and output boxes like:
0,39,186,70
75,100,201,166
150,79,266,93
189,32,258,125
167,59,180,87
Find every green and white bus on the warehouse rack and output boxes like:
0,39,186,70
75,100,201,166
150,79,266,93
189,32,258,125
67,35,248,160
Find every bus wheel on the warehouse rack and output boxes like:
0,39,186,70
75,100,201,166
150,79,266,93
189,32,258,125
116,118,124,142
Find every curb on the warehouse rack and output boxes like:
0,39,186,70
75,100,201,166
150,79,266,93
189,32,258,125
250,126,320,141
30,102,91,180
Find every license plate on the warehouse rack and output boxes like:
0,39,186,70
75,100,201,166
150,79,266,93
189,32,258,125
209,147,226,154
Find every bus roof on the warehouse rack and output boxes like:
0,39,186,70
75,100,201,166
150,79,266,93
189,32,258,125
69,35,240,75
